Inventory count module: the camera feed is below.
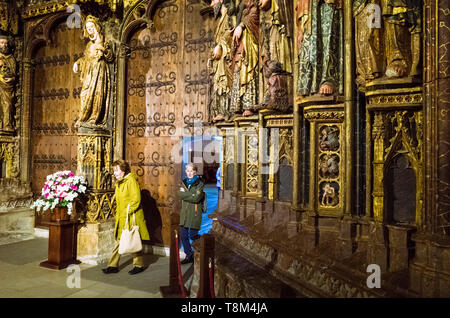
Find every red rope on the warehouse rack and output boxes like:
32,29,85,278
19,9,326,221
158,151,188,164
174,230,187,298
196,257,216,298
208,258,215,298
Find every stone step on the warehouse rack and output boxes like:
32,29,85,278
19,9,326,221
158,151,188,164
213,240,303,298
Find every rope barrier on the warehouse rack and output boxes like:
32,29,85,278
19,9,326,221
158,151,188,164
208,258,215,298
174,230,187,298
196,257,215,298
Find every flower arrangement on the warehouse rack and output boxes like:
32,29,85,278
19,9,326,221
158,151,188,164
31,170,87,215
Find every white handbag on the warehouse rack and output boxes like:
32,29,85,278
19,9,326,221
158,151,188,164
118,204,142,255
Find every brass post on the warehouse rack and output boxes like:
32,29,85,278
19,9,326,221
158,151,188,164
242,134,248,196
220,128,226,191
365,109,372,218
344,0,354,215
114,45,126,160
292,0,301,211
309,121,316,212
257,111,264,198
233,120,239,195
21,59,34,182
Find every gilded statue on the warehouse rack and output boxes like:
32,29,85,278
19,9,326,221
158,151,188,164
297,0,343,96
383,0,422,78
230,0,260,117
0,35,17,132
210,0,235,122
73,15,113,129
353,0,384,86
258,0,293,113
354,0,422,85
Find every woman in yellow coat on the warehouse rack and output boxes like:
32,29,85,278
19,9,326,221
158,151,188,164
102,159,150,275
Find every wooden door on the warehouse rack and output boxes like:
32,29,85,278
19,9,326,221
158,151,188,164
31,22,85,227
125,0,214,245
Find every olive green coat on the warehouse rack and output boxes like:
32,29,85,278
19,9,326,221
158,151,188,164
114,172,150,241
178,177,205,230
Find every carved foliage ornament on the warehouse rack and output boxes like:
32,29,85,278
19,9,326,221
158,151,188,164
304,110,344,121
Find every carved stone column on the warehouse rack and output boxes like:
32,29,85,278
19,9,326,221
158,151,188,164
365,78,424,273
216,122,235,216
0,137,34,244
235,116,259,222
302,97,348,254
76,128,115,264
409,0,450,297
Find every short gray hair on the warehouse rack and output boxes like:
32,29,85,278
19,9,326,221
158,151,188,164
185,163,198,172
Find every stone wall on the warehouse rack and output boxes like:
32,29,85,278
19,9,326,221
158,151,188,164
0,179,34,245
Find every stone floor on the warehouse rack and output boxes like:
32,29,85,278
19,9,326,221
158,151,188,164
0,236,198,298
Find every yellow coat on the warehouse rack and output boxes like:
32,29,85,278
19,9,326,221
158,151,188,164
114,172,150,241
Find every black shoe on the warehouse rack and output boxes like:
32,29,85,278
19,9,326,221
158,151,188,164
128,266,145,275
181,257,193,265
102,267,118,274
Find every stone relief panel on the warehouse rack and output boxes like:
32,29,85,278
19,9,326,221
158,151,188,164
317,124,342,210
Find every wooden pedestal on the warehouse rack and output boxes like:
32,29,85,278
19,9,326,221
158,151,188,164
40,219,80,270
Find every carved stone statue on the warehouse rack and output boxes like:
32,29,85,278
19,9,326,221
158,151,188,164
73,15,113,129
258,0,293,113
0,35,17,132
383,0,422,78
354,0,422,85
353,0,384,86
259,60,290,112
229,0,260,117
297,0,343,96
210,0,235,122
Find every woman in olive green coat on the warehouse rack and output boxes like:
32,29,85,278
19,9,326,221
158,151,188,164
178,163,205,264
102,159,150,275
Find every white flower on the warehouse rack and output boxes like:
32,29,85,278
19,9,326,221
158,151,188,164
31,170,88,214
